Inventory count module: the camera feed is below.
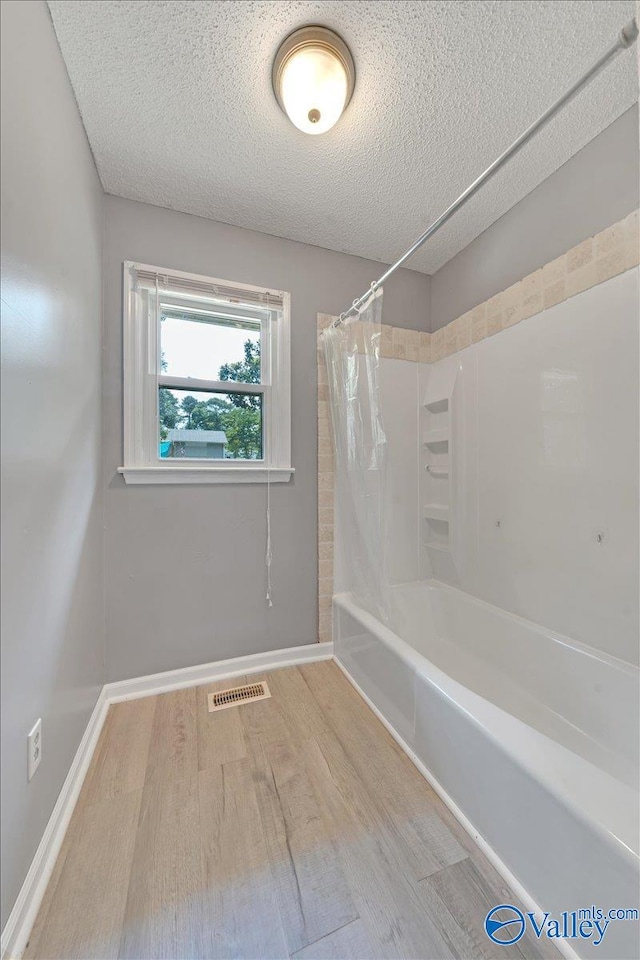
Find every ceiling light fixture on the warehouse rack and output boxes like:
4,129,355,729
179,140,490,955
272,26,355,135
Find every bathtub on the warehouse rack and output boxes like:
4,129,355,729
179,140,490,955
333,580,640,960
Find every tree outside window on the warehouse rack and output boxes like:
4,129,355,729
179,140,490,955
159,339,262,459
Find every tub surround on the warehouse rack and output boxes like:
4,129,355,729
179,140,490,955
419,268,640,663
317,208,640,653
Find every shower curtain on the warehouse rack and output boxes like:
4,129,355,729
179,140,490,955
323,290,391,625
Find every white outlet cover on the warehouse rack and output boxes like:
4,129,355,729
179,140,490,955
27,718,42,781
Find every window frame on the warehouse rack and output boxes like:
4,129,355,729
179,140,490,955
119,261,293,484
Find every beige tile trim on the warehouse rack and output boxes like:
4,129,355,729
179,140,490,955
431,208,639,361
316,209,639,638
357,209,639,365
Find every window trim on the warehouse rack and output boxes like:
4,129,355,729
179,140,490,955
120,261,293,484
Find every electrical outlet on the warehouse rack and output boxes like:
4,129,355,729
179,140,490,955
28,719,42,780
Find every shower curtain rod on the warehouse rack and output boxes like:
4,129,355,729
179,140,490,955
330,17,638,329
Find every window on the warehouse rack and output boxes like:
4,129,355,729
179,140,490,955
120,262,292,484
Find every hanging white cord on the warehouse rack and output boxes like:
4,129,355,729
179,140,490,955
265,293,273,606
265,467,273,607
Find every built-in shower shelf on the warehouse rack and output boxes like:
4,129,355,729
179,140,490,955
423,377,453,557
424,396,449,413
424,540,450,553
423,429,449,446
423,504,449,522
426,462,449,476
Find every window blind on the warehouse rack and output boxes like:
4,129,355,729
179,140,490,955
133,266,285,310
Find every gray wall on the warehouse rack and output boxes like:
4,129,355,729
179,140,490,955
430,105,640,330
0,0,105,929
103,196,430,681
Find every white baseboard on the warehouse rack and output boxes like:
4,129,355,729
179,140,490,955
1,641,333,959
1,690,110,960
332,656,581,960
104,641,334,703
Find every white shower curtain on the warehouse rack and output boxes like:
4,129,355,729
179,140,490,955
323,290,391,624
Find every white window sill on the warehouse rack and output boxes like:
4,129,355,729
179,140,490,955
118,466,295,485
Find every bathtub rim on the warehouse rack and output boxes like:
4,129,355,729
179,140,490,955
391,578,640,677
333,587,640,865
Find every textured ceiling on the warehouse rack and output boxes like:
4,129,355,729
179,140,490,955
48,1,638,274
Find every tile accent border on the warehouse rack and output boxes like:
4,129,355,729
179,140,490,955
316,209,639,641
429,208,639,361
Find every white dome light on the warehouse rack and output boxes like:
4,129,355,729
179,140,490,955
273,26,355,136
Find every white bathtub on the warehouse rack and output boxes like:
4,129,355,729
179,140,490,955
333,580,640,960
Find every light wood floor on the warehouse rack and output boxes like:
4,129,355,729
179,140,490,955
25,661,557,960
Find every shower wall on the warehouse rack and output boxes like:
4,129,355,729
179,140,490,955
326,211,639,665
420,265,639,665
